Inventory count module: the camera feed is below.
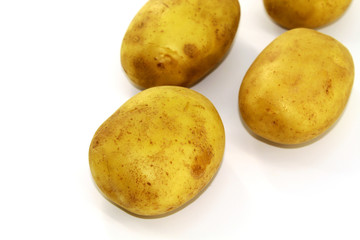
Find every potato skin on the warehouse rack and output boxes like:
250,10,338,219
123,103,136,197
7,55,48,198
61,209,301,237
239,28,354,145
121,0,240,88
263,0,352,29
89,86,225,216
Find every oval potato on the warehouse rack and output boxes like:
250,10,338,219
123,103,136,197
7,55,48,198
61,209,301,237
121,0,240,88
263,0,352,29
89,86,225,216
239,28,354,145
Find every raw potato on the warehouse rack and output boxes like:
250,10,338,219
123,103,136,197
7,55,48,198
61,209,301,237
89,86,225,216
263,0,352,29
239,28,354,145
121,0,240,88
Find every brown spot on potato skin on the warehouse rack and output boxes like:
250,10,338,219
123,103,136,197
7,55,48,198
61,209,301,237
137,21,145,29
131,56,158,88
325,79,332,95
183,44,199,58
133,57,147,70
191,165,204,178
187,122,215,179
166,206,174,212
267,50,281,62
131,35,141,43
191,146,214,178
157,62,165,69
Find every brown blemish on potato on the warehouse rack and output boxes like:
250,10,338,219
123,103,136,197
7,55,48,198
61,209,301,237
91,140,100,149
193,104,205,110
153,54,177,72
158,112,179,132
188,124,214,179
137,21,145,29
215,27,227,41
267,50,280,62
290,75,302,87
157,62,165,69
118,162,164,210
191,164,204,178
131,56,158,87
128,192,138,204
166,206,174,212
133,57,147,70
132,35,140,43
325,79,332,95
183,44,199,58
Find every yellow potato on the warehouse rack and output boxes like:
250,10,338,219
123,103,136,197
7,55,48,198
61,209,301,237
263,0,352,29
239,28,354,145
121,0,240,88
89,86,225,216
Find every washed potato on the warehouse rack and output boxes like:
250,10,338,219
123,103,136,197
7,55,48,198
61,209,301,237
89,86,225,216
121,0,240,88
263,0,352,29
239,28,354,145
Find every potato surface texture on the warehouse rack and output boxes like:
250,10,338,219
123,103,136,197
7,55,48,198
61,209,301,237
239,28,354,145
121,0,240,88
89,86,225,216
263,0,352,29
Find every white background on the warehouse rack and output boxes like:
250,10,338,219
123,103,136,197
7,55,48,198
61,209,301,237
1,1,359,239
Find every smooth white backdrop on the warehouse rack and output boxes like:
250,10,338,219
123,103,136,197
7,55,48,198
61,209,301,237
1,1,359,239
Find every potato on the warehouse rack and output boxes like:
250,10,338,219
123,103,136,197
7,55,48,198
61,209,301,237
263,0,352,29
89,86,225,216
121,0,240,88
239,28,354,145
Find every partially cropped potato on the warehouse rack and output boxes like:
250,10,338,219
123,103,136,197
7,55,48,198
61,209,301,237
239,28,354,145
263,0,352,29
89,86,225,216
121,0,240,88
